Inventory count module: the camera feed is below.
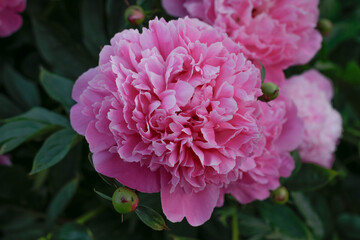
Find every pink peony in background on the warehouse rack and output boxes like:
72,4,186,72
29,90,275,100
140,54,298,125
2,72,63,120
70,17,302,226
0,155,11,166
162,0,322,77
283,70,342,168
0,0,26,37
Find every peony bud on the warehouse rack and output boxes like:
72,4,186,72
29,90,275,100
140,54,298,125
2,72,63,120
317,19,333,36
112,187,139,214
125,6,145,26
271,186,289,204
259,82,279,102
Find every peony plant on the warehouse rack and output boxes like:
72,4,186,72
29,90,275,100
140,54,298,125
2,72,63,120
0,0,358,239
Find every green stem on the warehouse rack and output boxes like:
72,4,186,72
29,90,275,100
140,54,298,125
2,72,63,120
76,206,104,224
232,209,240,240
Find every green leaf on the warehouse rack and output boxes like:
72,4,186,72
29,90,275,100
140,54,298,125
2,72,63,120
258,60,266,84
0,94,22,118
2,65,41,109
291,151,302,177
337,214,360,239
319,0,340,20
291,192,325,239
0,166,32,201
135,205,169,231
284,163,339,191
0,120,60,154
30,128,80,175
259,202,312,240
40,68,75,112
53,223,93,240
106,0,127,37
31,18,93,79
93,189,112,201
46,178,79,228
3,107,69,127
325,21,360,53
81,0,108,57
238,213,271,238
344,61,360,85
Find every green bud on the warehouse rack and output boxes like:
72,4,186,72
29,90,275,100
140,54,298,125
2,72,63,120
317,19,333,36
125,6,145,26
259,82,279,102
112,187,139,214
271,186,289,205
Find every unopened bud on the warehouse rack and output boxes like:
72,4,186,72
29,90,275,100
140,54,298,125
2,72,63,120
125,6,145,26
317,19,333,36
259,82,279,102
112,187,139,214
271,186,289,204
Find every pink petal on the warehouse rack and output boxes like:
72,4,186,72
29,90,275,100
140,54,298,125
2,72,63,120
93,151,161,193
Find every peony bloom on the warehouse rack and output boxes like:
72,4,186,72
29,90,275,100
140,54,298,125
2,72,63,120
70,17,302,226
283,70,342,168
162,0,322,75
219,94,303,205
0,155,11,166
0,0,26,37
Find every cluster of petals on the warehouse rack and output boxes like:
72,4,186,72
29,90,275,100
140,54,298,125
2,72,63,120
0,0,26,37
162,0,322,74
283,70,342,168
70,17,303,226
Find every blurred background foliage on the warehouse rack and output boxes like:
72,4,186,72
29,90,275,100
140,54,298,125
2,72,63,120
0,0,360,239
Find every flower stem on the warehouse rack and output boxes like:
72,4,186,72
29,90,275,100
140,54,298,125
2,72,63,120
232,209,240,240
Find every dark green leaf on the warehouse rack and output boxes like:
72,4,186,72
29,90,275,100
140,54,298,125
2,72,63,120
46,178,79,228
319,0,340,20
0,94,22,118
30,128,80,175
2,65,41,109
0,166,32,200
40,68,75,112
291,192,325,239
325,21,360,53
93,189,112,201
258,60,266,83
337,214,360,238
259,202,311,240
82,0,108,57
238,213,271,237
32,18,93,79
284,163,338,191
4,107,69,127
135,205,169,231
53,223,93,240
344,61,360,85
0,120,60,154
106,0,127,37
291,151,302,177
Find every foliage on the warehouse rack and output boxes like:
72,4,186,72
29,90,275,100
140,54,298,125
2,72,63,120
0,0,360,239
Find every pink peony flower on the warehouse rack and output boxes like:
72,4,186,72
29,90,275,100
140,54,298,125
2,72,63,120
0,0,26,37
283,70,342,168
219,94,303,204
70,17,302,226
162,0,322,72
0,155,12,166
